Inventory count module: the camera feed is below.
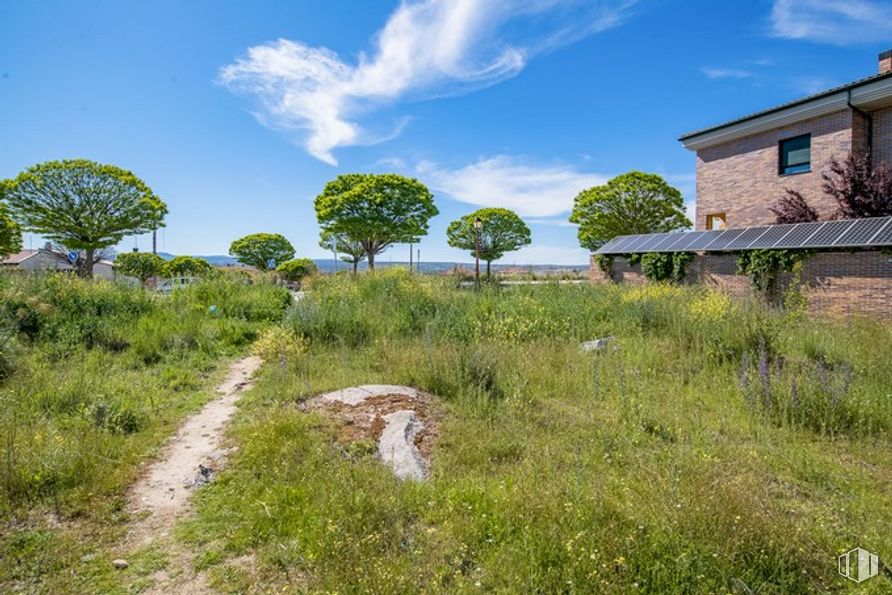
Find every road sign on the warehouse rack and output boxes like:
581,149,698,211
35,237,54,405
267,258,276,269
67,251,78,264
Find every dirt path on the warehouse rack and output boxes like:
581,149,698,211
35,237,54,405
122,355,262,593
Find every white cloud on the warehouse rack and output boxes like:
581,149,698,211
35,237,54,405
219,0,637,164
418,155,608,217
700,67,753,79
770,0,892,45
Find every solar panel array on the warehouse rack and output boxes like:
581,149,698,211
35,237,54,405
595,216,892,254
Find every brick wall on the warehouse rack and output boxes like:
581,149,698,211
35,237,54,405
695,110,854,230
872,106,892,168
589,251,892,319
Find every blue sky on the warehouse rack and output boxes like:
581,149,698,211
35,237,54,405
2,0,892,264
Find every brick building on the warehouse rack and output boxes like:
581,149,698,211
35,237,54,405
680,51,892,231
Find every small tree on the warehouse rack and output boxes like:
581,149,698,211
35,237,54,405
115,252,165,286
770,189,820,224
229,233,295,271
3,159,167,277
319,229,366,274
163,255,213,277
276,258,317,287
822,152,892,219
0,187,21,257
315,173,438,270
570,172,690,251
446,207,532,277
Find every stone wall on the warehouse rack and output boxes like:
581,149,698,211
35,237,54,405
590,250,892,319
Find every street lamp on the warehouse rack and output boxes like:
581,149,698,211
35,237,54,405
474,217,482,288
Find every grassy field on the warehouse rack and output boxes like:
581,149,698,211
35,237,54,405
2,270,891,593
184,272,890,593
0,272,291,591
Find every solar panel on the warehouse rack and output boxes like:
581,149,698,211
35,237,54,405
662,232,698,252
804,220,856,248
834,217,891,246
867,219,892,246
607,235,640,253
595,217,890,255
702,229,746,251
618,235,651,253
636,233,672,252
670,231,709,251
649,232,689,251
749,223,796,249
685,230,725,251
773,221,824,249
726,226,771,250
597,237,625,253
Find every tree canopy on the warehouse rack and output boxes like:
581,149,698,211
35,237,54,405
446,208,531,276
319,229,366,273
770,189,819,224
229,233,295,271
163,255,213,277
2,159,167,277
314,173,438,269
822,152,892,219
276,258,317,283
570,171,690,251
114,252,165,285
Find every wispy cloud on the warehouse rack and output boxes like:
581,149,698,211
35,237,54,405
418,155,608,218
770,0,892,45
218,0,637,164
700,67,754,80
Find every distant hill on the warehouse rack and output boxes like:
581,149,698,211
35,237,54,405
156,253,588,274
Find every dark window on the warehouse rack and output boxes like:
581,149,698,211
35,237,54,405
779,134,811,175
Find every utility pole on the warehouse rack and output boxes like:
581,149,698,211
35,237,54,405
409,242,413,272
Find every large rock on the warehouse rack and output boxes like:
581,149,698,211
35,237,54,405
378,410,427,481
303,385,436,481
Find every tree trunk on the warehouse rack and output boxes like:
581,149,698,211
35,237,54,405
353,260,359,275
82,248,95,278
367,250,375,270
486,260,492,278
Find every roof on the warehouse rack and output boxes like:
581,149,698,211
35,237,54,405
596,216,892,255
679,70,892,144
1,250,39,265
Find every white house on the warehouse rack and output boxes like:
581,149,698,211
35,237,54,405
1,243,133,283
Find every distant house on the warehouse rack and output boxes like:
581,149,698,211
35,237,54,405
680,50,892,230
1,243,128,282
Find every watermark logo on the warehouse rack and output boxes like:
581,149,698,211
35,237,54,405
838,547,879,583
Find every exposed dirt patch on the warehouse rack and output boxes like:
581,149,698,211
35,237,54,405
120,355,262,594
302,385,441,480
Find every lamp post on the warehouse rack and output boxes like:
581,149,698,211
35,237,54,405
474,216,482,288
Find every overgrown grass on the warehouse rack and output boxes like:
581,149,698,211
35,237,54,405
170,270,892,594
4,270,891,593
0,272,290,591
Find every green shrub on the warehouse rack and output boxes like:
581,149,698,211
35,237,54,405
276,258,317,283
640,252,692,283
